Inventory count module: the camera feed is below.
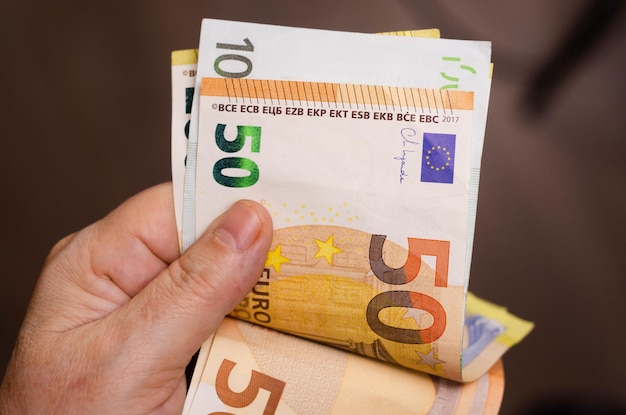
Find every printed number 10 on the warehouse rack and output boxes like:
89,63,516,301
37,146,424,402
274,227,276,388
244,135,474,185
214,38,254,78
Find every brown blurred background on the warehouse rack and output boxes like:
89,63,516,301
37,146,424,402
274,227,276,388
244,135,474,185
1,1,625,413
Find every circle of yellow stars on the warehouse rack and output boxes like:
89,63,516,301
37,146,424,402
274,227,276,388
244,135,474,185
424,145,451,171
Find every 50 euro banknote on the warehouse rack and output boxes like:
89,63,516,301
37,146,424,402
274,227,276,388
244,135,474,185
188,76,531,383
183,315,506,415
171,20,531,392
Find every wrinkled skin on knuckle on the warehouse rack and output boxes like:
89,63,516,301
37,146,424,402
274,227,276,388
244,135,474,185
168,241,232,305
166,235,259,316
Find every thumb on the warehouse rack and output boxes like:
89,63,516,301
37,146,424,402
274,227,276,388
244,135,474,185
114,199,273,367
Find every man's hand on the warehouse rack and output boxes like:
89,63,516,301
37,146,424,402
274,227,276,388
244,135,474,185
0,182,273,414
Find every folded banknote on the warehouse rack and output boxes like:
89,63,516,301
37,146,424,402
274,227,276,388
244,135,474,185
183,316,507,415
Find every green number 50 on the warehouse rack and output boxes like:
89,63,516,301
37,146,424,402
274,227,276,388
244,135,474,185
213,124,261,188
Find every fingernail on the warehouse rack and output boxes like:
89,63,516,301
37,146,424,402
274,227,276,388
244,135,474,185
214,201,262,251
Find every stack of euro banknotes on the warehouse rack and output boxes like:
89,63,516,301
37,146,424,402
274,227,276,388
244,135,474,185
171,19,533,415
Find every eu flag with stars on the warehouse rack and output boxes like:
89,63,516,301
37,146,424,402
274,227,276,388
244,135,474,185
421,133,456,184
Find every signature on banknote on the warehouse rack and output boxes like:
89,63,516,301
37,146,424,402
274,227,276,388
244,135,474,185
394,127,419,183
